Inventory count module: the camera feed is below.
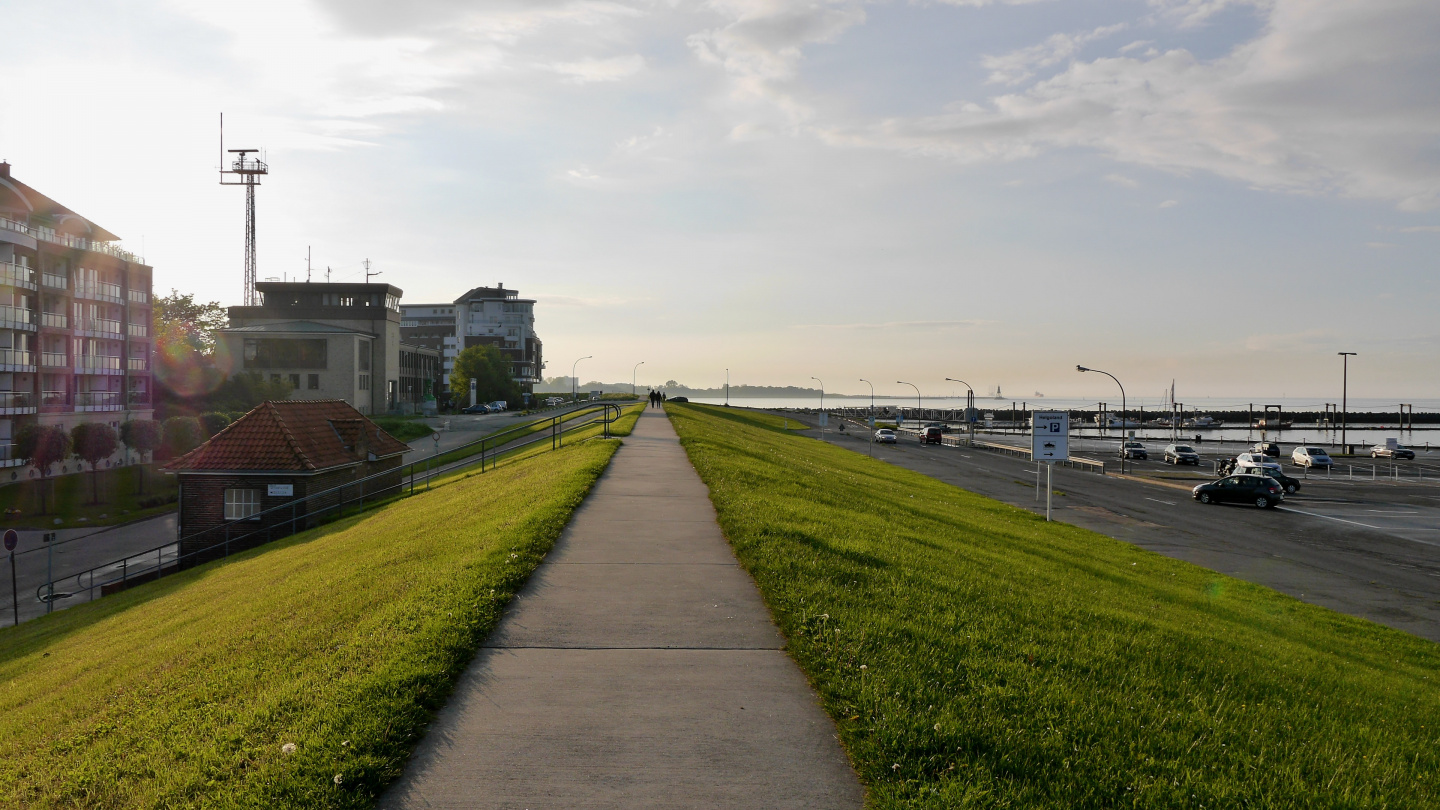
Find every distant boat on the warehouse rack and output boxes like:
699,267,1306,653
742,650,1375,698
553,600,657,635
1254,418,1293,429
1034,391,1044,397
1182,415,1225,428
1095,416,1141,428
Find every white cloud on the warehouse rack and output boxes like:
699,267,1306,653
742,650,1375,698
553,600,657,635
981,23,1126,85
792,319,988,331
1104,173,1140,188
826,0,1440,210
1158,199,1179,208
550,54,646,83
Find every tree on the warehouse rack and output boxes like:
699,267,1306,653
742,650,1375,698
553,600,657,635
14,424,71,515
161,416,206,460
206,373,294,414
154,289,228,357
71,423,119,504
198,412,232,437
449,345,522,406
120,419,162,494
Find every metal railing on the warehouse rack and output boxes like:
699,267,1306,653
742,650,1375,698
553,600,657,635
128,289,149,304
0,391,35,409
37,403,627,608
75,391,123,408
0,262,36,289
41,390,68,406
127,357,148,371
41,352,67,367
128,390,151,405
0,305,33,327
41,273,67,290
75,355,122,372
127,323,148,337
0,348,34,367
0,217,143,263
41,311,67,328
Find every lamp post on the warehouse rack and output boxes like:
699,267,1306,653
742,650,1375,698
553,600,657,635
897,381,920,428
632,361,644,398
944,377,974,445
572,355,592,403
859,378,874,456
726,368,729,407
811,376,825,435
1077,365,1127,474
1339,352,1356,452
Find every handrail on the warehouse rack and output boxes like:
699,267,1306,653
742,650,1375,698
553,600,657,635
37,403,626,607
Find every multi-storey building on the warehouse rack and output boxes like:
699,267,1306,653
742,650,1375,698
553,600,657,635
0,162,154,478
220,281,439,416
400,283,543,402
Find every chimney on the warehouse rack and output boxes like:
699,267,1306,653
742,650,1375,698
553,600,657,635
0,161,9,179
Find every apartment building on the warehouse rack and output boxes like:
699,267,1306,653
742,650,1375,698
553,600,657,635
0,162,154,479
221,281,439,415
400,283,543,401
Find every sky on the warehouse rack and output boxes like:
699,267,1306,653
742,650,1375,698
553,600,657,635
0,0,1436,402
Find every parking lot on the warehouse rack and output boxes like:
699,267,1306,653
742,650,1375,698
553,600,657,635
796,413,1440,643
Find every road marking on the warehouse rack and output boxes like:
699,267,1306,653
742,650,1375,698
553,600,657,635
1145,497,1177,506
1275,506,1384,530
1367,510,1419,514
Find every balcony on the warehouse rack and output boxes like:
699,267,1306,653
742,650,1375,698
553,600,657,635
0,262,36,291
75,355,122,374
0,348,34,370
75,391,123,410
0,441,18,467
128,289,149,304
41,390,69,407
127,322,148,338
41,273,67,290
0,217,143,264
127,357,149,372
0,391,36,413
41,352,67,367
0,305,34,331
128,390,151,406
74,284,124,304
73,318,121,337
41,311,67,329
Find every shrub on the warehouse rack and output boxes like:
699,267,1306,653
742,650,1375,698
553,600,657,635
161,416,205,459
198,412,232,437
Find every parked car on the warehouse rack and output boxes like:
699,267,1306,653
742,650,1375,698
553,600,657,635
1292,446,1333,469
875,428,897,444
669,396,689,403
1122,440,1148,460
1235,452,1284,476
544,397,564,406
489,401,508,412
1164,444,1201,465
1260,467,1303,495
461,403,491,414
1192,474,1284,508
1252,441,1281,458
1371,444,1416,460
919,426,944,445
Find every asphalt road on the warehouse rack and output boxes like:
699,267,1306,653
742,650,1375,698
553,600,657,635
0,513,177,625
788,413,1440,643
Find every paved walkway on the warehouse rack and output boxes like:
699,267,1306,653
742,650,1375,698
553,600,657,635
381,408,863,809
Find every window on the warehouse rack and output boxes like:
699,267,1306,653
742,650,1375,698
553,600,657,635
243,338,328,369
358,340,371,371
270,374,282,383
359,374,370,390
289,373,301,389
224,488,262,520
308,374,320,390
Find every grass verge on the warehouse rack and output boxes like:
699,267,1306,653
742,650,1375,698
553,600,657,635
0,465,178,529
370,416,436,443
0,439,619,808
667,402,1440,808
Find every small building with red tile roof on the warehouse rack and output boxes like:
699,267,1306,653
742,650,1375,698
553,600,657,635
163,399,411,563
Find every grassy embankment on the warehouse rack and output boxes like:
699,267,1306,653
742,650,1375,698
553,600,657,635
667,403,1440,808
369,414,436,443
0,465,178,529
424,403,642,470
0,438,619,808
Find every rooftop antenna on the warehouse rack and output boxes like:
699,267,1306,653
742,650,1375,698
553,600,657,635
219,112,269,306
326,265,331,283
364,258,381,284
306,246,311,283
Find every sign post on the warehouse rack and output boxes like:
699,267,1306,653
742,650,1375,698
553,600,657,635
1031,412,1070,522
3,529,17,626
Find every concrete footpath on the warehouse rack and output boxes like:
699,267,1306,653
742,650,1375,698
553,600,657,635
381,408,864,809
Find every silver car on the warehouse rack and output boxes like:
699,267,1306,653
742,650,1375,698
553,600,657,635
1292,446,1333,468
874,429,897,444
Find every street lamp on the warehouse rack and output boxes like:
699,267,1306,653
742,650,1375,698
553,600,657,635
572,355,592,402
632,361,645,398
1077,365,1127,474
859,378,874,456
945,378,975,446
726,368,730,407
1339,352,1356,452
811,376,824,434
897,381,920,426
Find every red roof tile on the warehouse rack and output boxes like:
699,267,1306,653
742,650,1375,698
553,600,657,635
164,400,412,473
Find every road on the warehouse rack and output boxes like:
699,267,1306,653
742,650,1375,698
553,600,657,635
0,512,177,625
785,412,1440,643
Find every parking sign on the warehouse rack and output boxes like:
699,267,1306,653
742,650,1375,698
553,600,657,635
1031,412,1069,461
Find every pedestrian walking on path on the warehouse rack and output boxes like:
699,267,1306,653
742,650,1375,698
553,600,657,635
382,408,863,809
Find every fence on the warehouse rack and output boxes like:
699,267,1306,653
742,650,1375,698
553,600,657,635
36,403,626,608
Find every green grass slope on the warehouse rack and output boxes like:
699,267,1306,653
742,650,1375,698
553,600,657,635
667,403,1440,809
0,439,619,808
